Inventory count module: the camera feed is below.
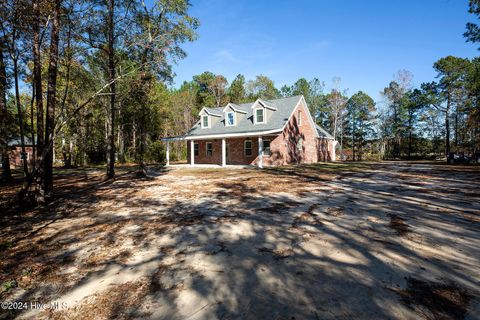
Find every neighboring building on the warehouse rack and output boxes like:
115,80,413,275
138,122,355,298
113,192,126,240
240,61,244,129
162,95,337,167
7,137,35,168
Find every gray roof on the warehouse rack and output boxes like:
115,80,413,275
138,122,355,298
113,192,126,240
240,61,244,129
8,136,36,146
315,124,334,139
161,95,334,140
186,95,304,137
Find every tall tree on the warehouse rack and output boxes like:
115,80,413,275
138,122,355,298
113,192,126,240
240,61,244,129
324,78,347,141
44,0,62,198
228,74,246,103
32,0,46,202
246,75,280,100
404,89,426,159
291,78,310,98
207,75,228,107
307,78,325,119
1,0,30,179
422,56,470,162
193,71,216,107
382,81,409,158
346,91,376,161
280,85,293,97
127,0,199,174
465,0,480,48
106,0,116,179
0,37,11,182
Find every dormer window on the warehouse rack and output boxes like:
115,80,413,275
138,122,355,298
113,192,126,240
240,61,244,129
255,108,265,124
226,112,235,126
201,115,209,128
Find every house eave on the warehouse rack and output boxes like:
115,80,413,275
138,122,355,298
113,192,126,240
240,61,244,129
183,128,283,140
161,136,187,142
222,103,247,114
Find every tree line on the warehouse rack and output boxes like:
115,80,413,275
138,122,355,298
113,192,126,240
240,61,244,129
1,0,480,206
0,0,199,205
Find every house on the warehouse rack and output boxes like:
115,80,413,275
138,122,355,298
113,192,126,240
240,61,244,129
162,95,337,167
7,137,35,168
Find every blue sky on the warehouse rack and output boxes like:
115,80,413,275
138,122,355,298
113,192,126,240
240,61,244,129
172,0,478,101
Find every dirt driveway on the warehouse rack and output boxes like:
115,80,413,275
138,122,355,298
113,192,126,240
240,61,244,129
1,162,479,319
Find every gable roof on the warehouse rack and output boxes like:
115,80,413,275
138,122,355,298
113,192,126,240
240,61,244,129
8,136,36,146
162,95,334,141
222,103,248,114
186,95,302,138
316,124,334,139
199,107,222,117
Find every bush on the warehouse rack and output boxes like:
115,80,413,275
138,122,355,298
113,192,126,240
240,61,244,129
146,140,165,163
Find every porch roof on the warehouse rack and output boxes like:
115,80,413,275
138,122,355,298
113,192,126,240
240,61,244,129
161,128,283,141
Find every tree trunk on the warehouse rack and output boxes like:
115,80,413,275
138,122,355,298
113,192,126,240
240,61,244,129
408,109,413,160
33,0,45,204
455,107,458,152
106,0,116,179
44,0,61,199
13,58,29,179
352,121,356,162
0,40,12,182
445,95,451,163
30,83,36,163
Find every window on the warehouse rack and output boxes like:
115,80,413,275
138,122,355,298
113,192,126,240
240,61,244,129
296,138,303,151
20,152,29,161
244,139,252,156
206,142,213,156
202,115,209,128
226,112,235,126
263,140,271,156
298,110,302,126
255,108,265,124
194,143,199,156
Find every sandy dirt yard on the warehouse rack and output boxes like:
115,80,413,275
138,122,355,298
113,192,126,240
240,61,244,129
0,161,479,320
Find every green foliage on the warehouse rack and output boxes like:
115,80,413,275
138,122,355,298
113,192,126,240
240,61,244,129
228,74,246,103
291,78,310,97
146,140,165,163
465,0,480,47
381,81,410,158
345,91,376,160
246,75,280,100
1,279,17,293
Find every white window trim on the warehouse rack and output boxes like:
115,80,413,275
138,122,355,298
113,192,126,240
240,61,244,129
206,142,213,156
226,111,236,126
298,110,302,126
201,115,210,128
254,108,265,124
263,139,271,156
194,143,199,156
244,139,252,156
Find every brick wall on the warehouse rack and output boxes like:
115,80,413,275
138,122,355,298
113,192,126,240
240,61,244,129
257,101,322,166
9,146,34,168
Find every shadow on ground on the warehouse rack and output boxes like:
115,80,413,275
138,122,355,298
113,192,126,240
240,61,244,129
0,161,479,319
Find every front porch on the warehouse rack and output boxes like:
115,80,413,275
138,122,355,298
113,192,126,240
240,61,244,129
163,135,273,168
165,163,254,169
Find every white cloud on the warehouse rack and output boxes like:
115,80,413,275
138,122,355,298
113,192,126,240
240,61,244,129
214,49,244,64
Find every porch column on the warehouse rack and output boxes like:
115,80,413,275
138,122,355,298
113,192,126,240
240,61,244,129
330,140,337,162
166,141,170,166
258,136,263,168
190,140,195,166
221,138,226,167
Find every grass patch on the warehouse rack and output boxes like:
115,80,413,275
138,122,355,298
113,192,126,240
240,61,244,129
1,279,17,293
